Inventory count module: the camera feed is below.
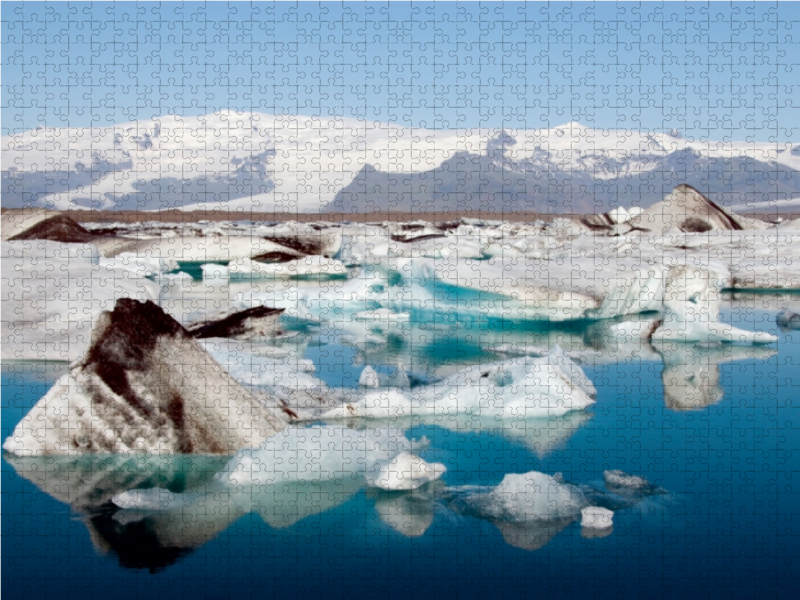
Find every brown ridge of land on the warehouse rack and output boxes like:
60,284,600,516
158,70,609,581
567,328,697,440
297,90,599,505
1,208,557,224
2,208,796,224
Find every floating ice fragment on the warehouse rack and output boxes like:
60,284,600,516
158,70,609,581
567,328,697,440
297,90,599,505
777,308,800,331
580,506,614,529
603,470,652,493
3,299,285,455
473,471,586,522
200,263,229,280
322,346,596,420
366,452,446,491
651,266,777,344
359,366,380,388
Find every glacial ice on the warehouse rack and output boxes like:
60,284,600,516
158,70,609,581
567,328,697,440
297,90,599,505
603,470,654,494
187,306,284,340
651,266,778,344
1,184,786,464
96,235,296,262
631,184,769,234
3,299,286,455
365,451,446,491
468,471,586,521
321,346,596,420
359,366,381,387
580,506,614,529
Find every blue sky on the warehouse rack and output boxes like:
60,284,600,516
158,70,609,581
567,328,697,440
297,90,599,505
3,1,799,142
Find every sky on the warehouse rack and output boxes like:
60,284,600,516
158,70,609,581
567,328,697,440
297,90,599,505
2,1,799,143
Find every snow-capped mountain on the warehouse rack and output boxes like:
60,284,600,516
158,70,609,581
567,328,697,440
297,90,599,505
3,112,799,213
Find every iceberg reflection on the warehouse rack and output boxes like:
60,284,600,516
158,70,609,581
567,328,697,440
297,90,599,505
5,428,668,572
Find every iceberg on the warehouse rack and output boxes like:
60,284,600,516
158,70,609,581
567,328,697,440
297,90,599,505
3,210,97,243
96,234,296,262
580,506,614,529
651,266,778,344
778,308,800,330
632,184,769,234
359,365,381,387
322,346,596,420
260,222,343,257
365,452,446,491
470,471,586,522
3,299,286,455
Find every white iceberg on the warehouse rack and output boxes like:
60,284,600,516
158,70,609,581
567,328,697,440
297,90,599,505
3,299,286,456
200,263,229,281
359,366,381,388
651,266,778,344
580,506,614,529
469,471,586,522
322,346,596,420
366,452,446,491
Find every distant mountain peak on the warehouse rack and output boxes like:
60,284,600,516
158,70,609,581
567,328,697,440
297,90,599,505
3,112,799,213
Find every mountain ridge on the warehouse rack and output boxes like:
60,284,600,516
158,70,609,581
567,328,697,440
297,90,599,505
4,112,799,214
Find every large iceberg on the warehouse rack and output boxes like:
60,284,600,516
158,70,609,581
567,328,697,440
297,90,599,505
320,346,596,420
3,299,286,455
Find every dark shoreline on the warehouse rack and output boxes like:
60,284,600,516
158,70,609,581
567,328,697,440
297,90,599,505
2,207,797,225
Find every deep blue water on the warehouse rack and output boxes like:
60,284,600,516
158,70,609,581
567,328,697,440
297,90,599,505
3,300,800,599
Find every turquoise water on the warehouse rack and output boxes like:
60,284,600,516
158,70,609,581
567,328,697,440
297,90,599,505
3,299,800,598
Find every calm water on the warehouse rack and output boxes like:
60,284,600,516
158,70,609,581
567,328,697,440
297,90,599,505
3,297,800,599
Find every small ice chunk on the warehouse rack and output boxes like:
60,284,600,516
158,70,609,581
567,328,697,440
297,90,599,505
201,263,229,280
366,452,446,491
476,471,585,521
359,366,380,388
580,506,614,529
603,470,651,493
777,308,800,331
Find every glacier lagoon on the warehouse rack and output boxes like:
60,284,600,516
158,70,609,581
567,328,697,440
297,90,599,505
3,195,800,597
3,292,800,598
